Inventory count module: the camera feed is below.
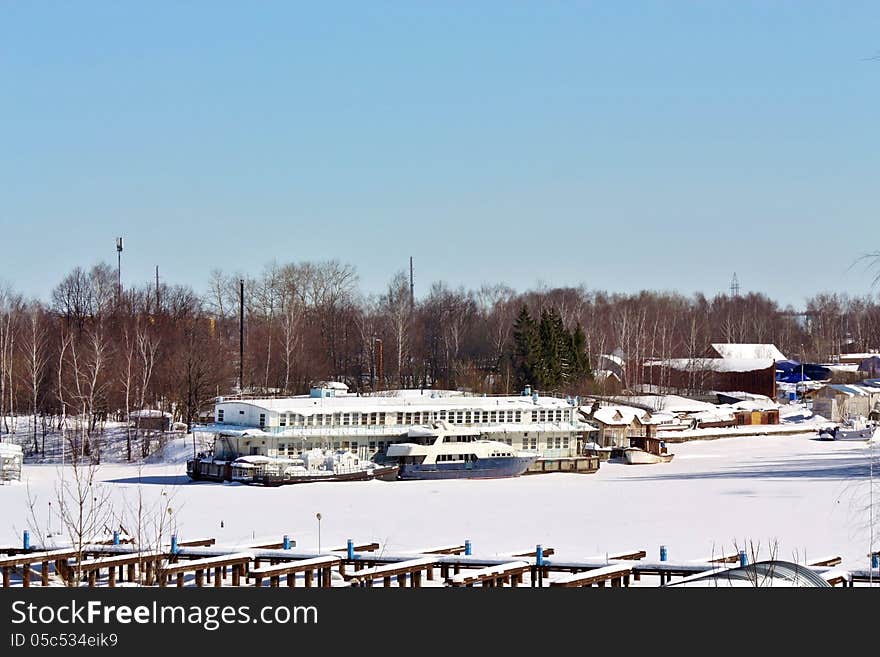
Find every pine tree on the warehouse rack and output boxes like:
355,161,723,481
511,306,539,391
570,322,590,381
538,309,564,389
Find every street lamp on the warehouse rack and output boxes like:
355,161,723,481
47,501,52,538
316,513,322,553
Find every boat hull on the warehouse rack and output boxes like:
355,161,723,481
258,465,400,486
397,455,537,480
622,448,674,465
187,459,398,485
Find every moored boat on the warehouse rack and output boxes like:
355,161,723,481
620,435,674,465
622,447,674,464
187,448,398,485
385,423,539,480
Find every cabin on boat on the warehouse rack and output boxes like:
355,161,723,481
628,435,669,457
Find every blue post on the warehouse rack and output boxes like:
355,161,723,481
464,540,472,555
659,545,667,562
23,530,30,551
536,545,544,567
171,534,178,554
872,553,879,569
113,530,120,545
739,550,748,567
283,534,291,550
347,539,354,560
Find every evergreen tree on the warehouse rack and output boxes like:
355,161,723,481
569,322,591,381
538,308,564,389
511,305,539,391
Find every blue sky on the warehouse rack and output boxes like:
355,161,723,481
2,2,878,308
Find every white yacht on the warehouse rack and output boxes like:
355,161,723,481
384,423,539,480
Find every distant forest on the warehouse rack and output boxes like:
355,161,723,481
1,259,878,451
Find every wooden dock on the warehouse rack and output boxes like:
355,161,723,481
6,538,874,589
525,456,600,474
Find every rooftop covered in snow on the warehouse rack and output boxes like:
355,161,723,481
710,343,786,361
215,390,577,415
643,358,775,373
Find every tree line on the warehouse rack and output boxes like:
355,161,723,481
0,258,878,459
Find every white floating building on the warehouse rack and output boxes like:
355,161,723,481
206,383,596,460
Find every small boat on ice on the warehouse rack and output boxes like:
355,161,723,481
384,423,539,480
621,436,674,465
817,421,878,442
622,447,674,464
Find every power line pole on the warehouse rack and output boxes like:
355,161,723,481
155,266,160,311
409,256,414,310
116,237,124,302
239,279,245,394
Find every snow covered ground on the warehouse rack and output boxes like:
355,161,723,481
2,431,878,573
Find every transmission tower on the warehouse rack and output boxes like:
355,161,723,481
729,272,740,298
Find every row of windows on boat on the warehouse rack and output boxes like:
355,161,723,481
216,408,574,426
434,452,514,461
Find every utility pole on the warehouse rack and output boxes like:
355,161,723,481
374,338,384,391
239,279,245,394
116,237,124,302
409,256,414,310
155,266,160,311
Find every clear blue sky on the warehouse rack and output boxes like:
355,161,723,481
2,2,878,308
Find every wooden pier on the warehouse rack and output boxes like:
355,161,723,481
5,537,876,588
525,456,600,475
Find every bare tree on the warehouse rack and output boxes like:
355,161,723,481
383,271,412,387
54,461,114,586
0,287,24,435
20,302,49,454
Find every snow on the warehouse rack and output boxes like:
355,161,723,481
643,358,775,373
4,432,879,572
217,392,575,415
710,343,787,361
615,395,717,414
128,410,172,419
0,443,23,457
589,406,651,426
729,399,780,412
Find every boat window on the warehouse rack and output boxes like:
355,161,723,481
217,410,224,423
